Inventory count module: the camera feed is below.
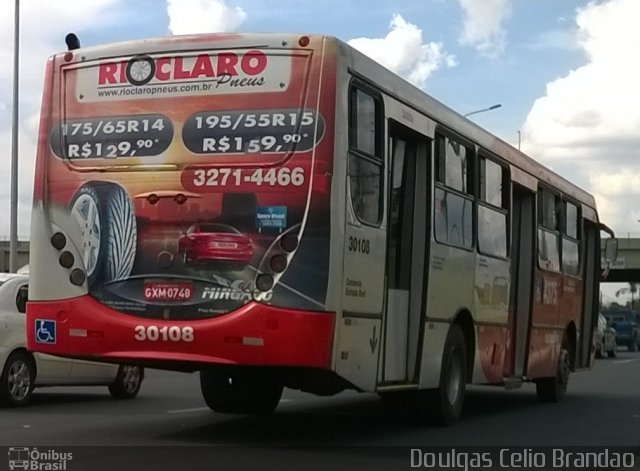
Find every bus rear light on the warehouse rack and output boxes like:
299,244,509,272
59,251,75,268
51,232,67,250
69,269,86,286
242,337,264,346
280,233,298,252
174,193,187,205
256,274,274,292
298,36,310,47
147,193,159,205
224,336,264,346
269,254,287,273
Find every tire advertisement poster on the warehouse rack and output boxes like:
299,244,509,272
38,39,335,320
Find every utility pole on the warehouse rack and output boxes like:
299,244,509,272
10,0,20,273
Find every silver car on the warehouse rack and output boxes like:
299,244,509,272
0,274,143,406
595,312,617,359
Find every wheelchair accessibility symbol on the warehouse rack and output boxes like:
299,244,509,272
35,319,56,344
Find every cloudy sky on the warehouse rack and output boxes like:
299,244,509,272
0,0,637,250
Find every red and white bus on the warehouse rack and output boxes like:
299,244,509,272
27,33,613,424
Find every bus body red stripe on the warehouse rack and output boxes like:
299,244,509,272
27,297,334,370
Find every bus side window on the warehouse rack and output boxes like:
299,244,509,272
348,85,383,226
562,201,581,276
434,187,448,243
537,188,561,272
434,133,473,249
478,156,508,258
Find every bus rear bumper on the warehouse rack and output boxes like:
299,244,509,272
26,296,335,370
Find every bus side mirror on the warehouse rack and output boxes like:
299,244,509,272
604,238,618,264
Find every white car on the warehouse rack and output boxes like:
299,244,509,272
595,312,617,359
0,274,143,406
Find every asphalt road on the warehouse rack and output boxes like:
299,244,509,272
1,350,639,470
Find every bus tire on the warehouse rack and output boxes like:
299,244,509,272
108,365,144,399
200,369,283,414
70,182,137,287
0,351,36,407
420,324,467,426
536,347,570,402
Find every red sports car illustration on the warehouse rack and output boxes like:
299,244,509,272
178,223,253,267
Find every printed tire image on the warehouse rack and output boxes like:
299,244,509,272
108,365,144,399
200,369,283,414
0,351,36,407
70,182,137,287
125,55,156,86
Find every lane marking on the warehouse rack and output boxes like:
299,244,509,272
612,358,640,365
165,399,293,414
166,407,210,414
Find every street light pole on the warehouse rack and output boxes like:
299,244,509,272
464,103,502,118
10,0,20,273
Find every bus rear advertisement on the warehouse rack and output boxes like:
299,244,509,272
27,33,613,424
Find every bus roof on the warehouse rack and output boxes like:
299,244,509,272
55,32,598,221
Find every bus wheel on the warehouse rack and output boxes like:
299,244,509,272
419,324,467,426
70,182,137,286
108,365,144,399
0,352,36,407
536,347,570,402
200,370,283,414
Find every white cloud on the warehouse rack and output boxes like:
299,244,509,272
521,0,640,233
348,14,456,90
0,0,123,238
167,0,246,35
456,0,512,57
